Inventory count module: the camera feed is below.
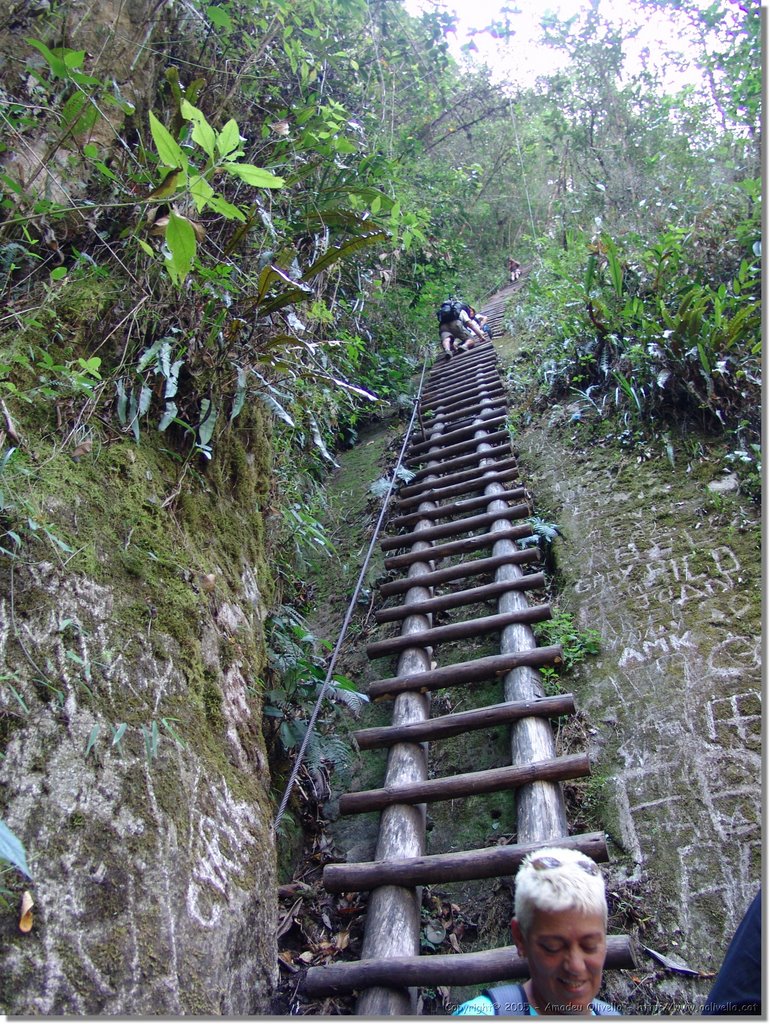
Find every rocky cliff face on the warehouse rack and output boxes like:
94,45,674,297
0,418,279,1013
1,2,283,1011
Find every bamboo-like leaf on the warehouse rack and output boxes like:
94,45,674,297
197,399,217,447
300,231,388,281
112,723,127,747
606,247,624,298
309,416,338,465
328,374,378,402
0,819,32,878
230,366,247,422
257,285,314,317
256,264,297,305
85,724,100,757
158,401,178,431
258,391,295,427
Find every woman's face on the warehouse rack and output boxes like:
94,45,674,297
511,907,607,1015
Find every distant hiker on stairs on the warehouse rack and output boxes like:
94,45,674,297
437,298,488,360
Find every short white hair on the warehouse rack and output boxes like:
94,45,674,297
514,847,608,936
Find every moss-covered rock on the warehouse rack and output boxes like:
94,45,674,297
0,373,280,1011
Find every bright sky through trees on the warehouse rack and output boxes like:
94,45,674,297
403,0,705,90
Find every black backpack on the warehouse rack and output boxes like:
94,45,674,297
437,299,463,325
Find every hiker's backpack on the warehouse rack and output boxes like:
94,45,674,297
437,299,463,325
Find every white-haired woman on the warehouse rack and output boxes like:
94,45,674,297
453,847,620,1016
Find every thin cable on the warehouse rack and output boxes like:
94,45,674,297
273,354,430,831
508,99,538,241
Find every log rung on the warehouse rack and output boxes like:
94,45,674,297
367,643,562,701
365,603,551,660
423,398,507,429
383,523,533,570
396,459,519,504
389,487,527,529
339,753,589,814
405,428,509,467
302,936,636,997
421,374,502,406
379,548,539,598
422,385,505,416
408,413,507,456
354,690,572,748
380,503,529,552
425,368,502,393
323,830,605,891
374,572,545,624
407,443,512,484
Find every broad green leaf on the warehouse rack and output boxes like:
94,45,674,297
137,238,155,258
26,37,69,78
77,356,101,378
189,174,214,212
164,211,197,286
206,5,233,30
180,100,216,159
217,119,242,159
222,162,285,188
63,48,86,69
50,266,68,281
60,91,98,139
333,136,357,154
149,111,187,169
205,193,246,221
0,819,32,878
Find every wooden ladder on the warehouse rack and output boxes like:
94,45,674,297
303,339,635,1011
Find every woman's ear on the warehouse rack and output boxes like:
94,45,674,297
510,918,527,957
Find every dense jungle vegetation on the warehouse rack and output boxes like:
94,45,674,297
0,0,761,882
